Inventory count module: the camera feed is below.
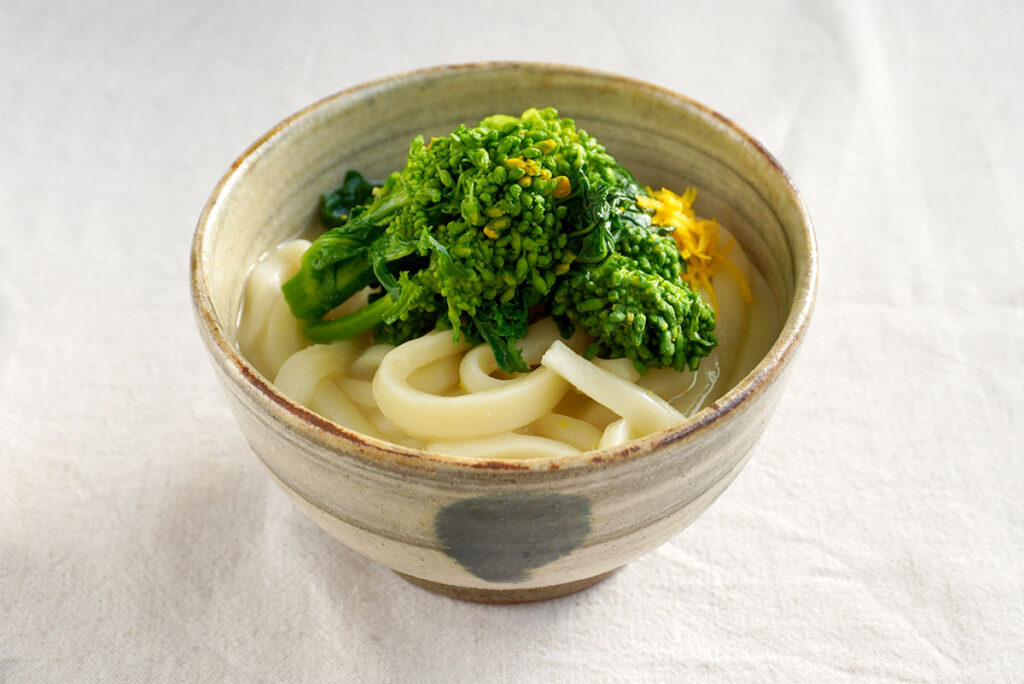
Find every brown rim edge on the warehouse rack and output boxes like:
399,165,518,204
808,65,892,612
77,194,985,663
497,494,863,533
190,61,818,476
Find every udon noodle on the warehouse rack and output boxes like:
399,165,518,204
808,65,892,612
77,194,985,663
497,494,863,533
236,222,779,459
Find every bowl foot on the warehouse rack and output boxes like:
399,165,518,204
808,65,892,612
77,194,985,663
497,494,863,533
395,569,619,604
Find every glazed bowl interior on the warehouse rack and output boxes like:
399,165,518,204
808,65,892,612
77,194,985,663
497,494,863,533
196,62,815,464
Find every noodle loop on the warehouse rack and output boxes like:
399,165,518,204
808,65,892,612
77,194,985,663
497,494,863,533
373,330,570,440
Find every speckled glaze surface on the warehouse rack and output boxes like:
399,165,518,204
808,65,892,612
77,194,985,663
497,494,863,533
190,63,817,602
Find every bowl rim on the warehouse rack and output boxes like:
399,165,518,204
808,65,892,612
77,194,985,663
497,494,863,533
190,60,818,475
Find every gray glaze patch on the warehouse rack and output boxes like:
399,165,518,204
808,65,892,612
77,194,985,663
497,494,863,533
434,493,591,583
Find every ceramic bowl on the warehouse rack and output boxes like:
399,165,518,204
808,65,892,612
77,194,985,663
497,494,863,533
190,62,817,603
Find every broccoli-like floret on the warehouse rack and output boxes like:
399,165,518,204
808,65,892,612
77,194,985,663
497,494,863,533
549,253,716,373
560,162,682,279
372,303,447,347
284,108,600,372
546,161,720,372
284,107,721,376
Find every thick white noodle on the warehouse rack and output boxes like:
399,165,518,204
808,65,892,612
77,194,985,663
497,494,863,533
261,298,309,381
366,410,426,449
427,434,580,460
348,343,394,380
459,318,587,393
308,380,379,437
336,377,375,407
373,330,569,440
555,390,619,429
237,240,310,348
237,240,310,380
526,413,603,452
459,343,510,392
592,357,642,383
541,341,686,436
597,418,636,450
273,341,359,405
407,353,460,394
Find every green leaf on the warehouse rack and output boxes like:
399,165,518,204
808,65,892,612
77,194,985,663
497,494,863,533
470,297,531,374
321,170,377,227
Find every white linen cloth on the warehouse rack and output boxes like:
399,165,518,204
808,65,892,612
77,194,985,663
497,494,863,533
2,1,1021,680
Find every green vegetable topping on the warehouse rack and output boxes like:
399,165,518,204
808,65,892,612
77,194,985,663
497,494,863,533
549,254,716,373
282,108,717,374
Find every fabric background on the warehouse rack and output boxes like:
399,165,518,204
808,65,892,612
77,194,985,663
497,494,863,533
2,1,1021,681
